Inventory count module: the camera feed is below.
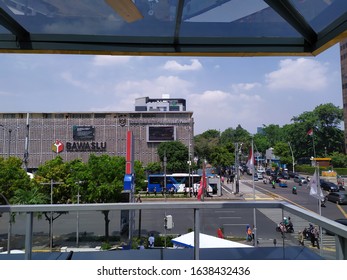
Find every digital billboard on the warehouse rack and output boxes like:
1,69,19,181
73,125,95,141
147,126,176,142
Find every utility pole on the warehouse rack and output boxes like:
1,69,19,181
288,142,295,173
40,179,63,251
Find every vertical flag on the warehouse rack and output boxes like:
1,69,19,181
246,147,254,171
309,169,324,200
197,161,207,201
307,128,313,136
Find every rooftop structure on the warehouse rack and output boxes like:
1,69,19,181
0,1,347,56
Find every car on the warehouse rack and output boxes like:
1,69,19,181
257,172,263,180
320,180,339,192
324,218,347,235
326,192,347,204
280,172,290,180
293,175,307,185
288,171,297,178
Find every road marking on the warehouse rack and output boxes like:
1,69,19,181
337,204,347,218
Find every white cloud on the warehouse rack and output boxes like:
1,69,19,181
114,75,192,97
163,59,202,71
232,82,262,93
188,90,264,134
265,58,328,91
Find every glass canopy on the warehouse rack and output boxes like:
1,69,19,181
0,0,347,56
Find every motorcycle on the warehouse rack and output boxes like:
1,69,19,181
275,222,294,234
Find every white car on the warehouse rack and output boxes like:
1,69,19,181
257,172,263,179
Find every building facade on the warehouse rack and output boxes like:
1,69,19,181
0,100,194,170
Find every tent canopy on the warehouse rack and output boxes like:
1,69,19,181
171,231,253,249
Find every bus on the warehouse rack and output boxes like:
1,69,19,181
147,173,213,193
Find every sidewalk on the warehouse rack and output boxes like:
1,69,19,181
141,180,273,202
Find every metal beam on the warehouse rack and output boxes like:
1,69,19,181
0,7,31,49
265,0,317,48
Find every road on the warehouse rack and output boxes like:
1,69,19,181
0,175,345,257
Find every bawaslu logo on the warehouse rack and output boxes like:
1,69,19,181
52,140,64,153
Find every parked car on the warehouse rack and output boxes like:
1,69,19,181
288,171,297,178
280,172,290,180
324,218,347,235
293,175,307,185
257,172,263,180
320,180,339,192
326,192,347,204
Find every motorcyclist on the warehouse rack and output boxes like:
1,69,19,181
292,185,297,194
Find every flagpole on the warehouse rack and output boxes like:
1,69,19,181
316,163,323,255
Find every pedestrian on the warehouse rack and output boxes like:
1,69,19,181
297,231,304,246
136,193,142,203
246,224,252,241
312,226,320,249
153,188,157,196
273,238,277,247
138,240,145,250
217,227,224,239
148,233,155,248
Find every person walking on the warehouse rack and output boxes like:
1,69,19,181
148,233,155,248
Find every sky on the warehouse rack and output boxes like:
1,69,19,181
0,43,343,135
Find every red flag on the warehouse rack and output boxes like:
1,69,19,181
197,161,207,200
246,147,254,170
307,128,313,136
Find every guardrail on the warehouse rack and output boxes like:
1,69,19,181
0,200,346,260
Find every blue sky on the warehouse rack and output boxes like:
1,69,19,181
0,43,343,135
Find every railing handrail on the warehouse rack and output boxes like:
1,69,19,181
1,200,346,238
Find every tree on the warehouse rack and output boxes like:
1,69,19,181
273,142,292,166
85,154,126,241
157,141,189,173
0,157,31,201
290,103,344,158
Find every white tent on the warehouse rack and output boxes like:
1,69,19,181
171,232,253,249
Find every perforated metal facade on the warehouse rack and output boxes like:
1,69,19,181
0,111,194,170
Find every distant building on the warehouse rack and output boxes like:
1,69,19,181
0,98,194,170
135,96,186,112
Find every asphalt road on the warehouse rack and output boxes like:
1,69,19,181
0,175,345,256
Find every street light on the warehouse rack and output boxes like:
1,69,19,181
8,128,12,158
288,142,295,173
40,179,63,251
0,124,4,156
0,193,12,254
75,181,83,248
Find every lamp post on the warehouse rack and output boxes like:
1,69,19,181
40,179,63,251
188,129,191,195
75,181,83,248
0,124,5,154
163,152,167,201
288,142,295,173
8,128,12,158
235,143,242,194
0,193,12,254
